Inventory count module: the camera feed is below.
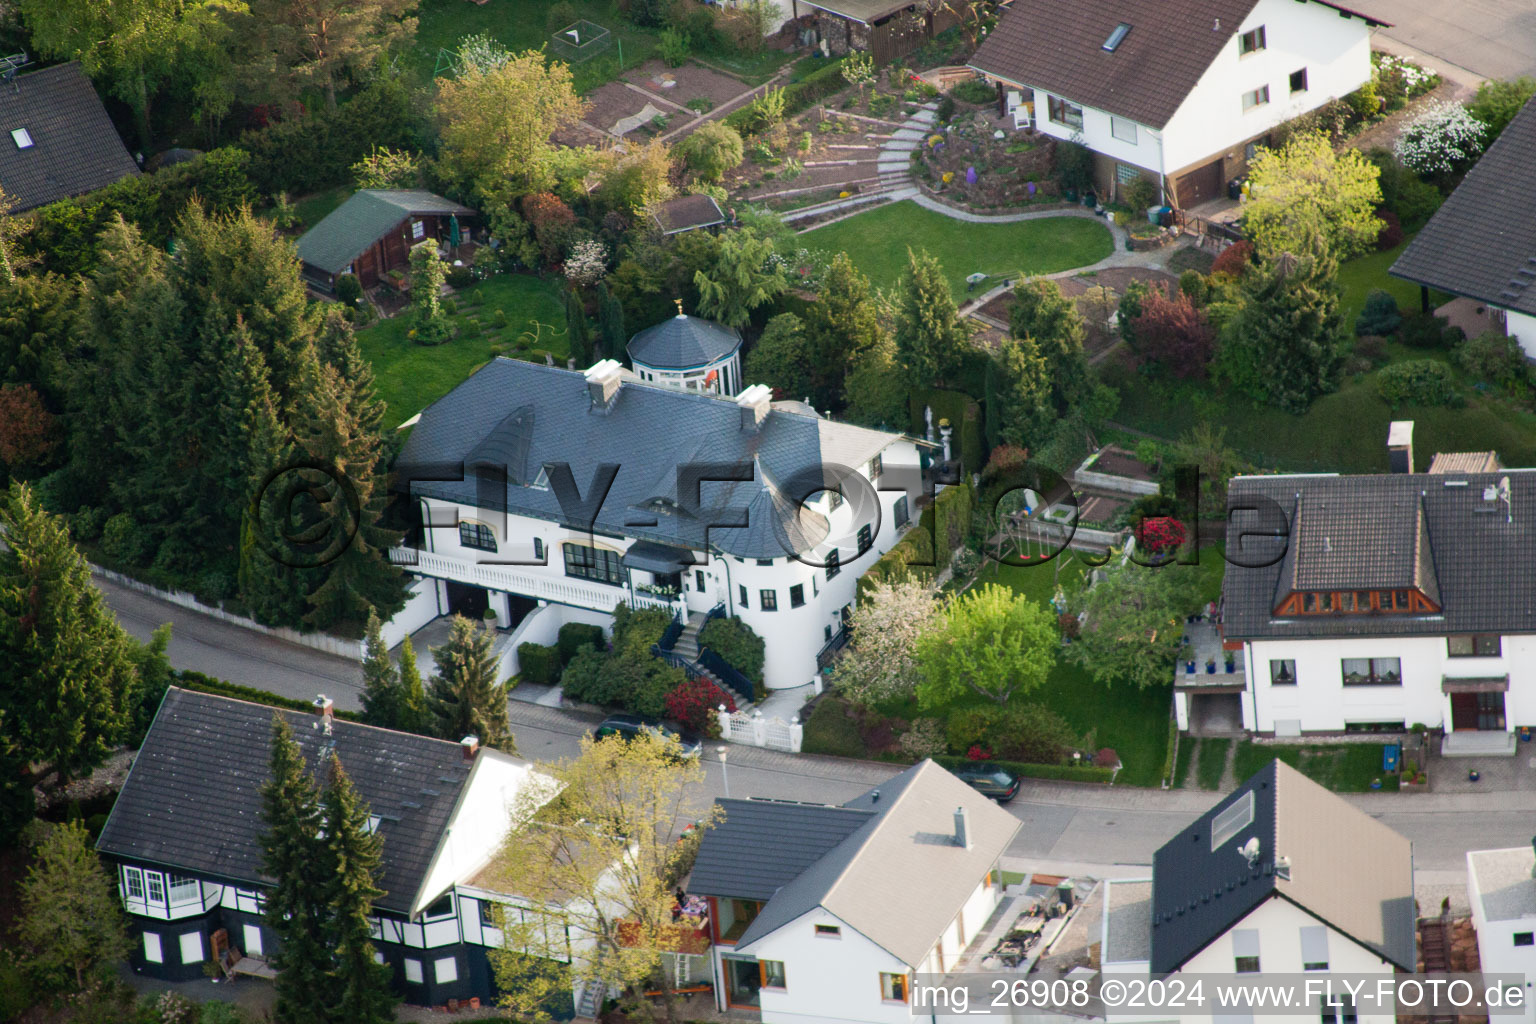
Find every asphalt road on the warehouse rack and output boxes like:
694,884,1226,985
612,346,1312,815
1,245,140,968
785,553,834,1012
1356,0,1536,81
101,578,1536,878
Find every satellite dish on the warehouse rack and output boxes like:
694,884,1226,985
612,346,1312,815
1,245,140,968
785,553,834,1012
1239,836,1261,867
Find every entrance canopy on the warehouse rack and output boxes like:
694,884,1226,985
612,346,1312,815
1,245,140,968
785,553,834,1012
622,541,696,574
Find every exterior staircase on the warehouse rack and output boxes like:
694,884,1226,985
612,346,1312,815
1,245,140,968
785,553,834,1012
574,980,607,1021
661,612,756,712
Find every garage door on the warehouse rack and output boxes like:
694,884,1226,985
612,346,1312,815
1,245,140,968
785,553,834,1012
1174,160,1224,207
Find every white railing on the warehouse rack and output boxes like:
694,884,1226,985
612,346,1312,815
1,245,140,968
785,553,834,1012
390,547,678,615
716,707,803,753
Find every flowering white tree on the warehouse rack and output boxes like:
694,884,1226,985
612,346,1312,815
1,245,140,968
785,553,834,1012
1395,101,1486,176
456,33,511,75
828,576,943,706
563,238,608,288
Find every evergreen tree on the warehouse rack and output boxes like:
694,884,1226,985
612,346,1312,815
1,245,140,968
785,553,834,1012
741,313,813,400
893,248,970,390
595,281,625,360
1218,242,1347,413
426,615,511,751
359,608,400,728
992,336,1052,450
18,820,130,987
1009,278,1089,411
0,484,137,796
396,637,428,734
565,289,593,366
692,228,789,328
0,271,72,399
289,350,405,632
802,253,882,408
261,717,330,1024
842,329,908,430
319,755,395,1024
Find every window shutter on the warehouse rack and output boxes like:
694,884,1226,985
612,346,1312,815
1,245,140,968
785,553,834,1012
1232,929,1260,958
1300,926,1329,967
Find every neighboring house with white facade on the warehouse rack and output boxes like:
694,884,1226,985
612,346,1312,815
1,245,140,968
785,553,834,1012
686,760,1020,1023
627,309,744,397
1391,96,1536,359
1215,421,1536,754
1468,845,1536,1021
96,687,570,1010
968,0,1386,207
391,357,926,692
1102,759,1415,1024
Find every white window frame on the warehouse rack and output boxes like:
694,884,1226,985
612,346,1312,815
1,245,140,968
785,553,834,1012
1110,117,1138,144
145,870,167,907
404,958,424,984
143,932,163,963
179,931,204,964
11,128,32,149
123,866,146,903
1238,25,1266,55
434,956,459,983
167,874,200,906
411,220,426,240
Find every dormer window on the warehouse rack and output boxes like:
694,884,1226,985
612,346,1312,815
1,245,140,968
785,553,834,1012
1102,23,1131,52
11,128,32,149
530,467,550,491
1276,589,1434,616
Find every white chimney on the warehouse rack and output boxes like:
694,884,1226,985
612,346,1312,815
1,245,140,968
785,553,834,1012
737,384,773,433
584,359,624,408
954,806,971,850
461,735,480,761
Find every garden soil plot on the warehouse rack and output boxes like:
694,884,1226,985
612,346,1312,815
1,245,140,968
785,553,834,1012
726,112,890,206
628,59,748,111
581,80,666,138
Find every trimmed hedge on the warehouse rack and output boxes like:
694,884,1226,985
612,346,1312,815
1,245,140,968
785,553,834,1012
518,643,564,686
1160,713,1178,789
860,480,974,592
932,753,1115,784
175,669,365,722
556,623,606,664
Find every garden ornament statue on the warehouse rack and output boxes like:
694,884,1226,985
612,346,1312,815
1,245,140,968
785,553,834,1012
925,405,934,442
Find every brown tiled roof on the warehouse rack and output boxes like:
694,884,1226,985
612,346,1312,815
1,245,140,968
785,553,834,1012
969,0,1385,129
0,62,138,212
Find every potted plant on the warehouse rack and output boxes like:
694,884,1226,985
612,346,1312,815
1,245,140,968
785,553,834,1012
1186,658,1196,674
1224,652,1236,673
1205,657,1216,674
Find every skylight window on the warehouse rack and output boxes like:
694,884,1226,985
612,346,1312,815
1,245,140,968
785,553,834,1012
1102,23,1132,52
11,128,32,149
1210,790,1254,851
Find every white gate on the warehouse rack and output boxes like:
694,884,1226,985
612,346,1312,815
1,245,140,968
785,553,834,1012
717,708,803,753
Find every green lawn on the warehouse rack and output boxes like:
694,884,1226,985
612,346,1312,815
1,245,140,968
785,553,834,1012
801,201,1115,296
1173,735,1195,788
1337,236,1442,328
1196,737,1230,790
357,274,565,429
410,0,660,92
290,187,351,232
1233,742,1399,793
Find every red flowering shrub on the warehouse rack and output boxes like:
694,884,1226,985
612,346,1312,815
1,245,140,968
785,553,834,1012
1094,747,1121,768
1135,515,1187,554
522,192,577,263
966,744,993,761
981,444,1031,482
1374,208,1404,250
1129,290,1215,379
665,676,736,736
1210,239,1253,278
0,384,59,470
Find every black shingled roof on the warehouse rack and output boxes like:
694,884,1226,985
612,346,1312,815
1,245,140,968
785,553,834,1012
1391,96,1536,317
97,688,477,915
0,62,139,212
1223,470,1536,639
687,799,874,900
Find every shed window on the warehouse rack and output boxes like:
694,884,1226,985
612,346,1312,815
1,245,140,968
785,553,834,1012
412,220,426,240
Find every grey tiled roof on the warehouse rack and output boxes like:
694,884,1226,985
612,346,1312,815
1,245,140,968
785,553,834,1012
295,189,475,275
627,314,741,371
1391,98,1536,316
969,0,1384,130
687,799,874,900
396,359,902,559
652,193,725,234
1151,761,1414,974
0,62,138,212
97,688,478,915
1223,470,1536,639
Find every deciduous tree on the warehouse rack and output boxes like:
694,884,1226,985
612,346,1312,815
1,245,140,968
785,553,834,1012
1242,132,1382,259
914,583,1056,707
17,821,130,988
675,121,744,183
1127,288,1216,379
830,577,941,707
1066,557,1206,690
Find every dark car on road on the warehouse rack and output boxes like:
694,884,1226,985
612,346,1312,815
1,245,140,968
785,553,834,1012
950,763,1021,802
592,713,702,759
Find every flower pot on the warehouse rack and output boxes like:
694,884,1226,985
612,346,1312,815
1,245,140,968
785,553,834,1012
1205,662,1216,674
1185,660,1196,674
1469,769,1481,782
1369,778,1381,790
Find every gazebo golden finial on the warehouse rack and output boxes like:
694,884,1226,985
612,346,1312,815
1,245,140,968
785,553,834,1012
674,297,685,318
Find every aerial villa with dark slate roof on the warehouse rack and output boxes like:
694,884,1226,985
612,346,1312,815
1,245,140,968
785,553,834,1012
625,306,744,396
1205,420,1536,752
97,687,572,1010
388,357,926,692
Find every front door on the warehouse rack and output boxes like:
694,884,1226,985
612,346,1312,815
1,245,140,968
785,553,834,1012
1451,691,1505,730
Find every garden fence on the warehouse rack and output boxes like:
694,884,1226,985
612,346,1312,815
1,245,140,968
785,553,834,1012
717,707,803,753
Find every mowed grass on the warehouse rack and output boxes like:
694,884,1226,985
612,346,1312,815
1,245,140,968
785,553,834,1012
801,201,1114,296
410,0,660,92
1233,742,1398,793
357,274,564,429
1196,737,1230,790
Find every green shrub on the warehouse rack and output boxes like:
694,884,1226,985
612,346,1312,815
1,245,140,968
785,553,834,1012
493,308,510,328
546,0,578,32
698,616,765,682
176,670,365,721
335,273,362,306
1123,178,1158,213
802,697,866,758
1178,270,1210,306
1456,330,1532,391
936,95,956,123
1355,289,1402,336
102,512,151,567
1399,311,1464,349
446,266,474,289
557,622,606,664
1374,360,1459,407
951,78,995,104
518,643,563,685
660,27,690,67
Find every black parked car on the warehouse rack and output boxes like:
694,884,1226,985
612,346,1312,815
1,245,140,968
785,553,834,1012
950,763,1021,802
592,714,702,759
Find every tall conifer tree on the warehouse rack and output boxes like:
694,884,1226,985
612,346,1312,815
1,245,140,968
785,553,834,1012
359,608,400,728
319,755,395,1024
426,616,510,750
260,717,329,1024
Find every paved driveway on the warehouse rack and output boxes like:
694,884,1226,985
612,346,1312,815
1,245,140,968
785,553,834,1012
1354,0,1536,81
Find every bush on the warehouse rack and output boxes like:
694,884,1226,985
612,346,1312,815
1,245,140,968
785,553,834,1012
1399,311,1464,349
659,27,690,67
698,616,765,682
1375,360,1459,407
102,512,152,567
951,78,995,104
493,308,510,328
335,273,362,306
1128,288,1215,379
802,697,865,758
1210,240,1253,278
518,643,563,686
546,0,578,32
936,95,956,123
1368,149,1444,229
1355,289,1402,336
1178,270,1210,307
1374,208,1404,250
1123,177,1158,213
1457,330,1532,391
557,622,606,665
676,121,745,182
898,717,947,759
446,266,474,289
1394,100,1487,177
665,676,736,736
1053,140,1094,194
1354,334,1389,366
1468,77,1536,140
